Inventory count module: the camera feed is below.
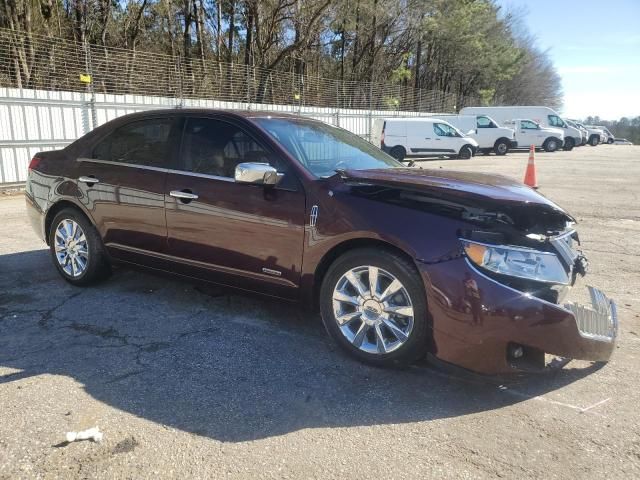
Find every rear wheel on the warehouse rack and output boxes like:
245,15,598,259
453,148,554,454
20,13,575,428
389,146,406,161
543,137,560,152
563,137,575,151
319,248,429,367
48,208,111,286
493,139,510,156
457,145,473,159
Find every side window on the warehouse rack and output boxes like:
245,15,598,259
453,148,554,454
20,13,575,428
434,123,458,137
433,123,446,136
548,115,565,128
92,118,173,168
477,116,494,128
521,120,538,130
180,117,294,187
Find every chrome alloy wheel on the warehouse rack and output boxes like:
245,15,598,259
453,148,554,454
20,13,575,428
54,219,89,278
332,266,414,354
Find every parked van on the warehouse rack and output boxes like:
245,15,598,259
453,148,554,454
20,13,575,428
589,125,614,144
372,118,479,160
496,119,564,152
430,114,516,155
571,121,603,146
596,126,615,144
565,119,588,146
461,106,582,151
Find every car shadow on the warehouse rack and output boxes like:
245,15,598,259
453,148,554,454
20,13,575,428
0,249,604,443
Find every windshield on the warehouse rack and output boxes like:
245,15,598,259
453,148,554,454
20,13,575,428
253,118,402,178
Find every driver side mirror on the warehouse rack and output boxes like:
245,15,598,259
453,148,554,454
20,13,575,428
235,162,282,186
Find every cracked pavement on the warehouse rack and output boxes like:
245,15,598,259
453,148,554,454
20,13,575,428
1,145,639,479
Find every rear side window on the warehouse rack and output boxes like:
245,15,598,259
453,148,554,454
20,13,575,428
92,118,173,168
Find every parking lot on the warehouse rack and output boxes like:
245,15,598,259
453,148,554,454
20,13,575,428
1,145,638,479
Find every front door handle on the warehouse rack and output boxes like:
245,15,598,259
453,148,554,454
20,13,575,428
170,190,199,202
79,175,100,184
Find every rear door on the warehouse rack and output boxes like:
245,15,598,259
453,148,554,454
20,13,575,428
163,115,306,299
76,115,180,257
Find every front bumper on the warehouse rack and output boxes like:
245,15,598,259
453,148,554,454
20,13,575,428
419,257,617,375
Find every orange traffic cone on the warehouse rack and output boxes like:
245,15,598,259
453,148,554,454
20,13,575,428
523,145,538,189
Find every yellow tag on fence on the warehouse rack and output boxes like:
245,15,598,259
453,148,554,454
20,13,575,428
79,74,92,84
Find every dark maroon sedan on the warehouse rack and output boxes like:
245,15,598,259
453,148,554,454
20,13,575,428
25,110,617,374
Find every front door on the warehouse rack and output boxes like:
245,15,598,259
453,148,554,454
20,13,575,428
164,116,306,299
517,120,545,147
76,115,180,257
432,122,460,154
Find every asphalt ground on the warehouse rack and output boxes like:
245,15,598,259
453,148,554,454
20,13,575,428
0,144,639,479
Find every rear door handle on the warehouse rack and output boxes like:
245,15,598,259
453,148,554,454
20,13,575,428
78,176,100,184
170,190,199,201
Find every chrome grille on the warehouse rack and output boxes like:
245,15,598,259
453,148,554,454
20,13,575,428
564,286,618,341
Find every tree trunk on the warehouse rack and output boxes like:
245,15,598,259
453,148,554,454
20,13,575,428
227,0,235,63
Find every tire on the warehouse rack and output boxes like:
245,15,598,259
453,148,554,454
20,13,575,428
607,138,614,144
457,145,473,159
589,135,599,146
543,137,560,152
48,208,111,286
493,139,510,156
563,137,575,151
389,146,406,161
319,248,430,367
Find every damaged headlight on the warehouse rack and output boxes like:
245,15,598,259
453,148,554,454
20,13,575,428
461,240,569,285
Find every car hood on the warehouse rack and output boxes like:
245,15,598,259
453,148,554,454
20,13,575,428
338,168,574,225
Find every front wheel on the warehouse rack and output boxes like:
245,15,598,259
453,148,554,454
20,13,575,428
48,208,111,286
493,139,510,156
589,135,599,146
457,145,473,159
563,137,575,151
607,138,614,144
543,137,560,152
319,248,429,367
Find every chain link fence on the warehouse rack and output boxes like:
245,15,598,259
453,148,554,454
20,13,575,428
0,28,458,112
0,27,467,186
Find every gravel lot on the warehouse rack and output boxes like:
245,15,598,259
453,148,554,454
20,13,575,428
1,145,639,479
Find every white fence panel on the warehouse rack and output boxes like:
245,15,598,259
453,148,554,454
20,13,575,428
0,87,436,185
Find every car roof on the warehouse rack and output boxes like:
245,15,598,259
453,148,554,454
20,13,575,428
105,108,316,121
384,117,441,123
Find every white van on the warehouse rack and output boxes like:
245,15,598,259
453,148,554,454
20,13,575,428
572,121,603,146
461,106,582,151
372,118,479,160
430,114,516,155
501,119,565,152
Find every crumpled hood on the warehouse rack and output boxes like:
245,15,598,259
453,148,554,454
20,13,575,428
341,168,563,207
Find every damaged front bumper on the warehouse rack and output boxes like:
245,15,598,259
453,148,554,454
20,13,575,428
419,257,618,375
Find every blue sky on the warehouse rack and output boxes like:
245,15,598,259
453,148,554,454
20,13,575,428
497,0,640,120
